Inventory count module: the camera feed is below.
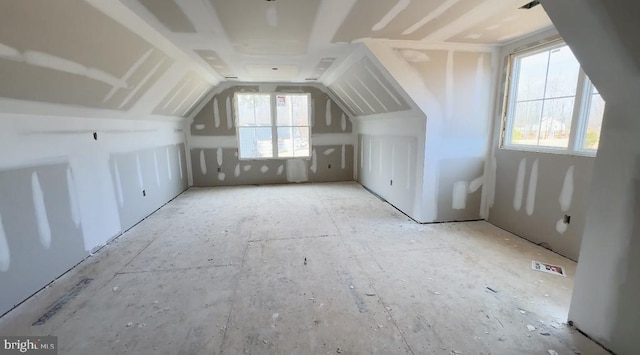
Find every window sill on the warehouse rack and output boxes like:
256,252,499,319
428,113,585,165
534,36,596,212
500,145,597,157
238,156,312,161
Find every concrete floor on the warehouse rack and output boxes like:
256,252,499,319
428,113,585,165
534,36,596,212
0,182,607,354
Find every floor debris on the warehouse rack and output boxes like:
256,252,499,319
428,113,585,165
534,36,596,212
112,286,119,292
540,331,551,336
126,322,133,327
519,309,526,315
486,287,498,293
365,293,376,296
548,350,558,355
527,324,536,331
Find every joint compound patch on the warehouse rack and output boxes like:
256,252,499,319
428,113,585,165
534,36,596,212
532,261,565,277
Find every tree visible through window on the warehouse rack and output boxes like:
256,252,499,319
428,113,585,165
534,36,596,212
236,93,311,159
504,42,605,154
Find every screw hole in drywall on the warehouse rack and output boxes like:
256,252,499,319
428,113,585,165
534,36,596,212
217,167,221,172
93,132,98,140
390,180,393,186
563,215,571,224
142,190,146,197
328,164,331,169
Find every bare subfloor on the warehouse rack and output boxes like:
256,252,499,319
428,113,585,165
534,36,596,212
0,182,606,354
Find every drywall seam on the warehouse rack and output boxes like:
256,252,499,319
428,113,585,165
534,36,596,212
66,167,82,228
372,0,411,32
0,213,9,272
559,165,575,211
514,158,526,211
31,172,52,249
525,159,539,216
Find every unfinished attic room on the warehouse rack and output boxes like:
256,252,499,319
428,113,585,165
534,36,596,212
2,0,639,353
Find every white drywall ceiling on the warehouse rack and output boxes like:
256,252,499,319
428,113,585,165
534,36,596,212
121,0,553,83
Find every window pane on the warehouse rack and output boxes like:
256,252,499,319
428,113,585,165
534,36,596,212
515,51,549,101
255,127,273,158
538,97,575,148
544,46,580,99
291,95,310,126
237,94,271,127
583,93,605,150
511,100,543,145
237,94,256,126
276,95,292,126
254,95,271,126
238,127,257,158
239,127,273,159
294,126,310,157
277,127,294,158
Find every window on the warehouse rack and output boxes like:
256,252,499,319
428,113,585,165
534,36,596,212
236,93,311,159
503,42,605,154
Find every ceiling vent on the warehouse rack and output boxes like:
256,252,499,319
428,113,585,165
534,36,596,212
520,1,541,9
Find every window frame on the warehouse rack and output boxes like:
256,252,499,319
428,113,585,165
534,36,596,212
235,92,312,161
501,40,602,156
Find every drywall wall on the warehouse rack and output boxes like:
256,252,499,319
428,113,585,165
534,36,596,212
490,150,593,260
0,114,187,315
358,41,495,223
188,84,356,186
357,131,420,218
540,1,640,353
486,29,595,261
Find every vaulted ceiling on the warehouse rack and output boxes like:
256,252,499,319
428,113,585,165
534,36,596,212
0,0,552,118
123,0,552,82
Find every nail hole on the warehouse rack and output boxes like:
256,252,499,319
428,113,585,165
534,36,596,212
93,132,98,140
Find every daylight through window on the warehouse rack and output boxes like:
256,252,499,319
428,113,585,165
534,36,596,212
503,42,604,154
236,93,311,159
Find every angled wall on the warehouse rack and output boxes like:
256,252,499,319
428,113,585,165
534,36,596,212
188,84,356,186
325,45,427,221
540,1,640,353
327,43,495,223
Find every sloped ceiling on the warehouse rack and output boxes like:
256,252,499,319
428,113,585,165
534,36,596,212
328,57,411,116
0,0,216,119
121,0,553,83
0,0,553,119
